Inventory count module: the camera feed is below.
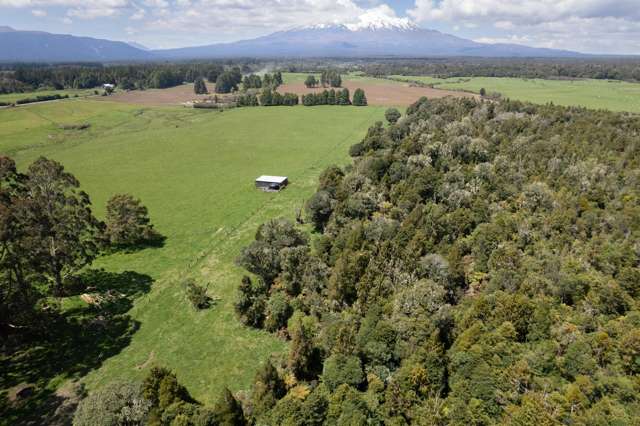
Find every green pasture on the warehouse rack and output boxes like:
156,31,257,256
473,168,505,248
0,88,97,104
0,99,385,421
390,75,640,113
282,72,397,86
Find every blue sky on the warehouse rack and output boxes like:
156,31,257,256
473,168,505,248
1,0,639,54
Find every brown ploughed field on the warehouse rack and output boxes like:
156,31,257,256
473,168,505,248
278,80,478,106
97,83,211,106
98,80,476,107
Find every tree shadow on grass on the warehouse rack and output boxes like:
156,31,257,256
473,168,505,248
0,269,153,425
107,232,167,254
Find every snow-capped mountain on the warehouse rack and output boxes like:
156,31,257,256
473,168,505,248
156,18,583,59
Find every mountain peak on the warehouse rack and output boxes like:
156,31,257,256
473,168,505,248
0,26,16,33
345,12,417,32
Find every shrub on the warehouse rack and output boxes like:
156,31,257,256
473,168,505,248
185,279,211,309
385,108,401,124
73,382,151,426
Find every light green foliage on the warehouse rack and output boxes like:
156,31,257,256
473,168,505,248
73,382,151,426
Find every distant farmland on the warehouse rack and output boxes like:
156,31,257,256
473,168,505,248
390,75,640,113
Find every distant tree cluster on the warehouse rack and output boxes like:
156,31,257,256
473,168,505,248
215,67,242,93
304,75,318,88
242,74,262,90
301,88,355,106
320,69,342,87
258,89,299,106
193,77,208,94
262,71,283,89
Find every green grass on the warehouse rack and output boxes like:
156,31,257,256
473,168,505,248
389,75,640,113
282,72,399,86
0,99,386,413
0,88,97,104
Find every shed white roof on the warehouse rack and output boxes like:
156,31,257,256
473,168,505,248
256,175,287,184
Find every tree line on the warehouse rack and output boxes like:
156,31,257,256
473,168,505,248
361,57,640,82
301,88,367,106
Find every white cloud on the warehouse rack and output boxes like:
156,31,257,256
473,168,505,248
408,0,640,54
31,8,45,16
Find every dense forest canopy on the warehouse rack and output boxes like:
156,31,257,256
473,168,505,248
226,97,640,424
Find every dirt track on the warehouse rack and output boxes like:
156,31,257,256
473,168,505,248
278,80,477,107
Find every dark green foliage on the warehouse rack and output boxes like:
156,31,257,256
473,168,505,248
251,361,286,418
235,275,267,327
232,96,640,423
104,193,159,249
301,89,352,106
213,388,245,425
242,74,262,90
479,87,486,96
338,88,351,105
194,77,208,94
20,157,103,296
352,88,367,106
322,354,364,390
236,218,307,284
264,290,292,332
142,367,192,410
215,71,240,93
320,69,342,87
385,108,401,124
259,89,298,106
304,75,318,88
185,279,211,310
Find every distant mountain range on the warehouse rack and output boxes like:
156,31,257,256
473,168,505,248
0,21,586,63
0,26,154,62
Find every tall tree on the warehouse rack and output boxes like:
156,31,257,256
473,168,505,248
352,88,367,106
23,157,102,296
305,75,318,88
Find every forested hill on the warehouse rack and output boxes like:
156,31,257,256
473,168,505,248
229,97,640,424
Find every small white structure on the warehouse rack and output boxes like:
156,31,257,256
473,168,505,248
255,175,288,191
103,83,115,90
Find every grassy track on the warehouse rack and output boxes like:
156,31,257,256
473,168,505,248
390,75,640,113
0,99,385,413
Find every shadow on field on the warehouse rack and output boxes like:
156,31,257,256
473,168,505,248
108,232,167,255
0,269,153,425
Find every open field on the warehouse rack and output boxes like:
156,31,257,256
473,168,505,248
96,83,215,106
279,80,477,107
390,75,640,113
0,98,386,423
0,88,97,104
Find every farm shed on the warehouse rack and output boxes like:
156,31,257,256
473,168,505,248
255,175,288,191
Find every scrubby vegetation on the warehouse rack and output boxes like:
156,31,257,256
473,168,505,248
228,97,640,424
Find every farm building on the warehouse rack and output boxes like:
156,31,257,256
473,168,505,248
103,83,115,89
255,175,288,191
